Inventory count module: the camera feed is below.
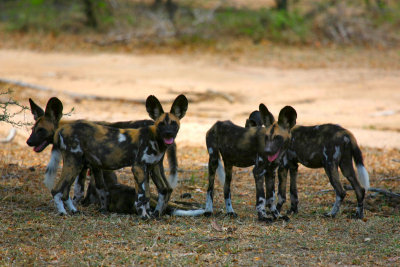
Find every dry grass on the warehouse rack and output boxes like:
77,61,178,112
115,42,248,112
1,140,399,265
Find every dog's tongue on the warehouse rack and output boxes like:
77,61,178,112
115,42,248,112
163,137,174,145
33,141,48,152
267,150,280,162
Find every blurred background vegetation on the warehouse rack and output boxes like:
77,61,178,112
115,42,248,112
0,0,399,48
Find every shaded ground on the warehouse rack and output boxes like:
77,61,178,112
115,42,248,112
0,140,399,265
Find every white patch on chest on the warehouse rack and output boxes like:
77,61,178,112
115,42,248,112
118,133,126,143
150,141,158,151
141,147,163,164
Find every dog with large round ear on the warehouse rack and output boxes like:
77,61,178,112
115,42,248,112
146,94,188,121
259,104,275,127
44,97,63,126
27,97,63,152
277,106,297,131
245,110,263,128
29,98,45,121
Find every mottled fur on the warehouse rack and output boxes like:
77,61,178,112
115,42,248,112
205,104,296,221
278,124,369,219
27,96,187,219
247,111,370,219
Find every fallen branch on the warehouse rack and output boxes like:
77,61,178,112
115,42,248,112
344,185,400,198
0,78,171,105
392,159,400,163
379,176,400,181
318,185,400,198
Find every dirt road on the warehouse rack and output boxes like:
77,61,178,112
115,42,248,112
0,49,399,148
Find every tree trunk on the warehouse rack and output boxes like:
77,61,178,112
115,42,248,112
275,0,288,11
83,0,98,28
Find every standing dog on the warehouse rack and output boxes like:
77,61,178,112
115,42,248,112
27,98,180,208
278,124,369,219
205,104,297,221
246,110,370,219
28,95,188,219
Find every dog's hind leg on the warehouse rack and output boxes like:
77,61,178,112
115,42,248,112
91,168,109,213
288,163,299,214
72,166,88,206
223,163,237,217
205,149,219,216
324,163,346,218
340,155,365,219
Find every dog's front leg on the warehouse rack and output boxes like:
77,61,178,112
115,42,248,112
150,163,173,218
253,164,270,222
132,165,151,220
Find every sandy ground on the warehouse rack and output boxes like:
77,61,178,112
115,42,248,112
0,49,399,149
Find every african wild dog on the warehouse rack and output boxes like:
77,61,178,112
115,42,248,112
27,98,180,208
106,182,204,216
278,124,370,219
246,111,370,219
245,110,262,128
204,104,297,221
28,95,188,218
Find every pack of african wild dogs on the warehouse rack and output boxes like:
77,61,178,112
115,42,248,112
26,95,370,222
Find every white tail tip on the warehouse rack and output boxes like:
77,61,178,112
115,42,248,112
172,209,205,216
168,173,178,189
357,164,370,191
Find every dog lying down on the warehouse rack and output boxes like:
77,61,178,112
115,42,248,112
83,173,204,216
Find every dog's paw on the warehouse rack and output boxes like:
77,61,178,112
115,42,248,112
279,215,290,222
71,210,81,215
287,207,298,215
204,211,213,217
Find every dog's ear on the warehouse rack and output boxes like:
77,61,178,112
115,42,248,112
245,119,256,128
170,94,188,120
44,97,63,123
259,104,275,127
246,110,262,127
29,98,45,121
146,95,164,120
277,106,297,130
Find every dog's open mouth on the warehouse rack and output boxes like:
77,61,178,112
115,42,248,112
163,137,174,145
267,149,280,162
33,140,49,152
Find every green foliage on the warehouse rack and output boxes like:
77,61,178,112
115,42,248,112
0,0,399,45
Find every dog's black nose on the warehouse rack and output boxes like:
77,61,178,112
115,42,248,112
26,139,33,146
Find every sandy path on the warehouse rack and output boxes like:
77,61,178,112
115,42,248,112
0,49,399,149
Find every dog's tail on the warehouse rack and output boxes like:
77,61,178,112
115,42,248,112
166,143,179,189
44,148,61,190
349,133,370,191
206,125,225,186
171,208,205,216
